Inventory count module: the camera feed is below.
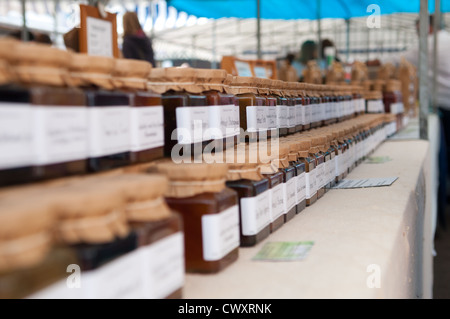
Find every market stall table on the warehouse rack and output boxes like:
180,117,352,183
184,139,431,299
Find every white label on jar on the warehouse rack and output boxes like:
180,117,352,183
83,248,144,299
284,177,297,212
246,106,258,132
320,103,326,122
271,183,285,220
143,232,185,299
0,103,33,169
33,106,88,165
390,102,404,115
287,106,296,128
240,190,271,236
131,106,164,152
304,105,312,125
202,205,240,261
297,172,306,203
256,106,268,131
329,157,336,183
27,279,83,299
316,162,325,189
276,105,288,129
176,106,210,144
267,106,277,130
305,169,317,199
295,104,303,127
335,154,341,177
89,106,130,158
210,104,240,138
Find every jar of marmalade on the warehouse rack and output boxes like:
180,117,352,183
113,59,164,164
157,162,239,273
297,138,317,206
257,78,278,139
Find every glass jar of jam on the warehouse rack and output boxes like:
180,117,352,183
301,83,312,131
257,78,278,139
297,138,317,206
101,173,184,299
309,136,325,200
70,53,131,172
230,76,267,143
310,84,322,129
319,134,332,193
326,132,337,189
50,181,142,299
274,144,297,223
271,80,288,137
384,80,404,130
0,195,77,299
113,59,164,164
365,91,384,114
197,69,239,151
285,82,297,135
293,82,304,133
225,150,271,247
148,67,211,158
285,140,307,214
157,162,239,273
0,41,88,184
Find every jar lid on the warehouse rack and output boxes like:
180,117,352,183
365,90,383,100
113,58,152,91
97,174,171,223
0,37,19,62
10,42,71,87
0,196,54,272
225,149,264,181
229,76,258,95
69,53,115,90
156,161,228,198
148,67,201,94
52,182,128,244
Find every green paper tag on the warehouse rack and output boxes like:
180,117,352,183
366,156,392,164
252,241,314,262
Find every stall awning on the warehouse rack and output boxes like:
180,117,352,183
167,0,448,20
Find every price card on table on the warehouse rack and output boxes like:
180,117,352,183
252,241,314,262
333,177,398,189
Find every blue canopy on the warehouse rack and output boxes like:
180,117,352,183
167,0,447,20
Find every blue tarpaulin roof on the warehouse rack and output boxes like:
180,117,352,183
167,0,448,20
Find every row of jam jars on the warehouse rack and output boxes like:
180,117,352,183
383,80,404,130
257,78,278,139
98,173,185,299
297,137,317,206
224,149,271,247
196,69,240,151
156,162,240,273
0,40,88,186
148,67,210,158
0,195,78,299
112,59,164,164
284,139,307,214
230,76,267,143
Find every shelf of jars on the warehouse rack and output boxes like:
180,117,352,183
0,39,410,299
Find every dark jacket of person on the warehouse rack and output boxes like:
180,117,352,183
122,31,155,66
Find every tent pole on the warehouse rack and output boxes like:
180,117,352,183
419,0,429,139
432,0,440,114
21,0,28,41
212,20,217,69
257,0,261,59
317,0,322,61
345,19,350,62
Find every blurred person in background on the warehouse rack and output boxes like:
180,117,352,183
319,39,341,70
279,53,299,82
122,11,155,66
292,40,318,81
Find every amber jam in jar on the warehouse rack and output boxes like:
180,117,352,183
157,162,239,273
224,150,271,247
272,80,288,137
102,173,184,299
113,59,164,164
297,138,317,206
230,76,267,143
0,41,88,185
70,53,131,172
258,78,278,139
198,70,240,151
